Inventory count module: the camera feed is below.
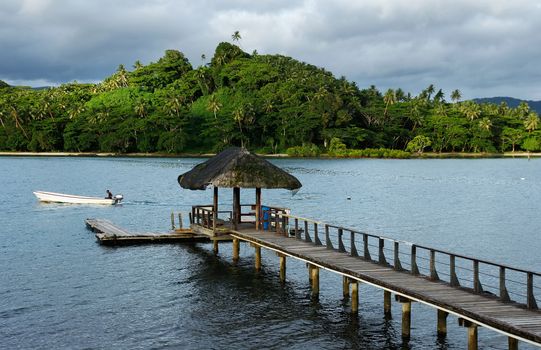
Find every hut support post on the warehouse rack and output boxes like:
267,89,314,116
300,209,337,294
384,290,392,316
213,187,218,232
437,309,449,337
233,187,240,229
255,188,261,230
213,240,219,255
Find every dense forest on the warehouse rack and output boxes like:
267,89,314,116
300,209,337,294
1,40,540,157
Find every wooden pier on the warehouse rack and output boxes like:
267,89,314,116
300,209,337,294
85,218,210,245
189,207,541,349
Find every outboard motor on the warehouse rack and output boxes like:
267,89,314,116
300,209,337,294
114,194,124,204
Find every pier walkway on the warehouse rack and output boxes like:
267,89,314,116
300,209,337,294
190,207,541,349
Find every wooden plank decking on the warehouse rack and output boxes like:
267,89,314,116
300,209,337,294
230,227,541,346
85,218,210,245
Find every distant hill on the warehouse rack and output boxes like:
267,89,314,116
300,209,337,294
474,97,541,114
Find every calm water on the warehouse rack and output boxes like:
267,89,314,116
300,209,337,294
1,156,540,349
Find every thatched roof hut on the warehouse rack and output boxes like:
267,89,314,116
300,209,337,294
178,147,301,190
178,147,301,230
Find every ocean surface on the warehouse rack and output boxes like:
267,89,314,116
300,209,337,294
1,156,540,349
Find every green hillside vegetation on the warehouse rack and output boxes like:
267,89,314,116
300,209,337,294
1,41,540,156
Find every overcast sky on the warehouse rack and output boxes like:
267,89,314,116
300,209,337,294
1,0,541,100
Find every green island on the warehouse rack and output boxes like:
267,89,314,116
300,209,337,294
0,41,540,158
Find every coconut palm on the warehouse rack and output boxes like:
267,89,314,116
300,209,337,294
524,112,539,134
451,89,462,103
479,117,492,132
133,60,143,70
207,94,222,119
232,31,241,42
383,88,396,117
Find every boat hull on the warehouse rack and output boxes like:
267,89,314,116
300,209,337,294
33,191,118,205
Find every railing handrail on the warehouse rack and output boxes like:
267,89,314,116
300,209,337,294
279,213,541,278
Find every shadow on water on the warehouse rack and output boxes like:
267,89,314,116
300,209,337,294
163,243,414,350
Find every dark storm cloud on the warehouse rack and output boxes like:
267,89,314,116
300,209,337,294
1,0,541,99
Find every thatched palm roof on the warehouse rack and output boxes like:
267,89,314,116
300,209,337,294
178,147,302,190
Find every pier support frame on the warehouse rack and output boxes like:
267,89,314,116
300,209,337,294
459,318,478,350
395,295,412,339
437,310,449,337
213,240,219,255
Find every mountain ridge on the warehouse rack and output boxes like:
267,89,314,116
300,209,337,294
473,96,541,114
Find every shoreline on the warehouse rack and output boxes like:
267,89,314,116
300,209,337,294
1,151,540,159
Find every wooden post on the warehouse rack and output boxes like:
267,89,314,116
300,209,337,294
255,187,261,230
459,319,478,350
430,250,439,280
171,212,175,230
402,300,412,339
499,266,510,302
363,234,371,261
351,281,359,314
232,238,240,264
325,224,333,249
350,231,358,257
178,213,183,229
384,290,392,316
311,265,320,297
378,238,387,265
411,245,419,275
314,223,322,245
343,276,349,299
255,245,261,272
232,187,240,228
450,255,460,287
393,241,402,270
437,309,449,337
527,272,537,309
473,260,483,293
213,187,218,232
508,337,518,350
304,221,311,242
338,228,345,252
213,240,219,255
279,254,286,282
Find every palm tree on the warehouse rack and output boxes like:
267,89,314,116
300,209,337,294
451,89,462,103
479,117,492,132
524,112,539,134
383,88,396,117
134,101,147,118
232,31,241,42
425,84,435,101
207,94,222,119
133,60,143,70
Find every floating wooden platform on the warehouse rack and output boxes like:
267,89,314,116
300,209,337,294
85,218,210,245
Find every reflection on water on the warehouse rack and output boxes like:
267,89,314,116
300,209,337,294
0,157,540,349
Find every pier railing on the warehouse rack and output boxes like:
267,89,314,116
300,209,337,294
190,205,232,230
264,211,540,310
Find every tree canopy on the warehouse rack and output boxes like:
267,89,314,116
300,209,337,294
0,42,539,155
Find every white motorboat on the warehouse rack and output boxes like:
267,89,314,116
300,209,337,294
33,191,123,205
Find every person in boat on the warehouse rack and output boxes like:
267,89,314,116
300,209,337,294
105,190,113,199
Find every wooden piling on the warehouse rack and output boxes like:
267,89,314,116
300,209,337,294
213,240,219,255
308,263,313,283
232,238,240,263
178,213,183,229
343,276,350,299
171,212,175,230
459,319,478,350
384,290,392,316
351,281,359,314
279,254,286,282
254,245,261,272
508,337,518,350
311,265,320,297
437,309,449,337
396,295,412,339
